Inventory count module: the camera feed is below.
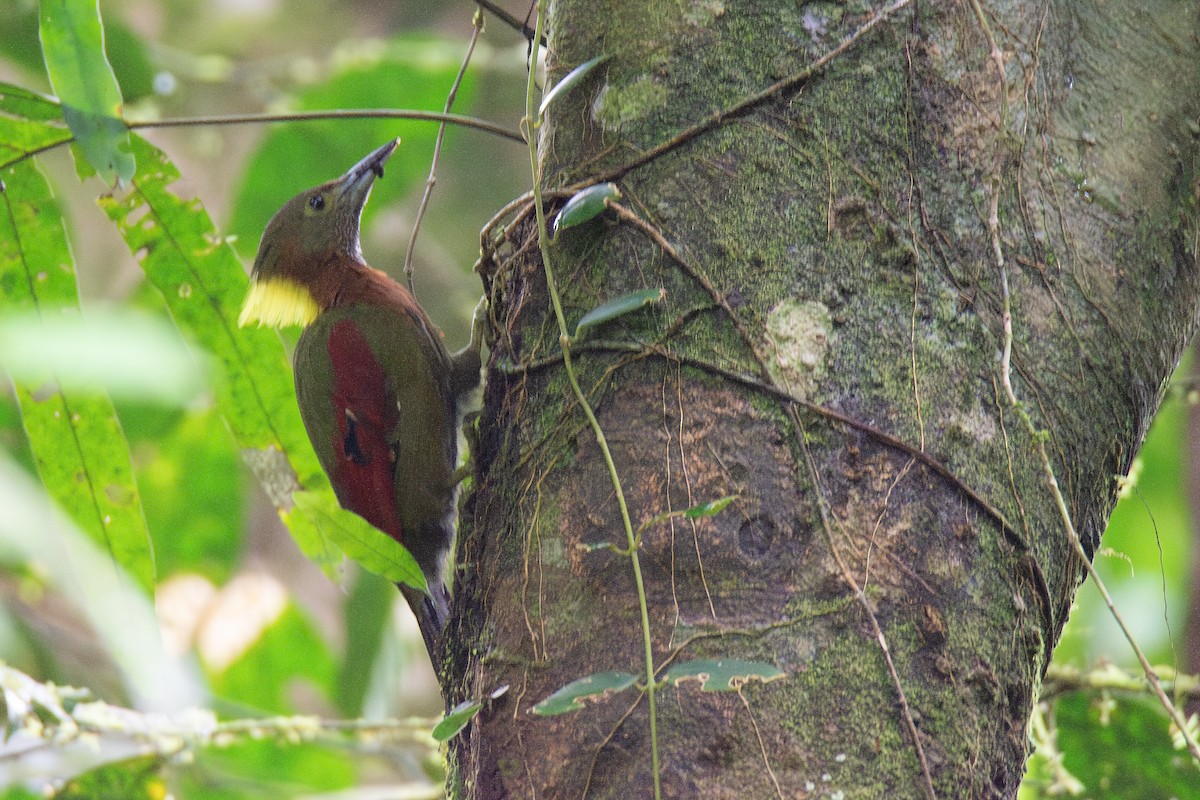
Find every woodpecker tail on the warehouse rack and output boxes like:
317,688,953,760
399,579,449,674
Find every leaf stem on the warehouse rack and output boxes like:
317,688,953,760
522,5,662,797
404,12,484,290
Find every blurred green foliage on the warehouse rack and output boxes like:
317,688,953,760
0,0,528,796
0,1,1194,798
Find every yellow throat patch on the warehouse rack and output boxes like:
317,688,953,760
238,278,320,328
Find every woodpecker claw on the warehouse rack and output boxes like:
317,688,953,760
469,295,490,354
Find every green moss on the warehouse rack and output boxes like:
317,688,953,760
594,76,669,132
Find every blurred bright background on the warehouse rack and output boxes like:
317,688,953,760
0,0,533,795
0,0,1195,797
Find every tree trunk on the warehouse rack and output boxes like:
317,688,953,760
449,1,1199,797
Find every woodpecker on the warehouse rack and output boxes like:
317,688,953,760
238,140,482,670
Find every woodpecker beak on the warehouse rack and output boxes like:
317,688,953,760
337,138,399,207
238,139,402,330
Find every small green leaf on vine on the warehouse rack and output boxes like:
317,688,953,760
539,54,609,117
573,287,664,340
432,699,483,742
553,182,622,237
532,671,639,716
683,496,737,518
663,660,785,692
640,495,738,532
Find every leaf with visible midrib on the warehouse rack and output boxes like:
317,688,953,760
38,0,134,184
97,134,348,579
0,158,154,593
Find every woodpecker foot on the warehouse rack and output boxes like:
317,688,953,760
452,410,482,487
450,296,488,398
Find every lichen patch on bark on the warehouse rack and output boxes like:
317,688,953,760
765,298,833,400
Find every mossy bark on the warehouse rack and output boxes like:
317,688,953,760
448,1,1199,797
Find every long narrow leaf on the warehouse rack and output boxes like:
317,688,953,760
662,659,785,691
96,134,322,489
532,672,639,716
96,134,417,584
0,84,72,170
291,489,426,591
96,133,325,543
573,287,663,340
0,82,65,122
432,700,482,742
0,158,154,593
552,182,621,238
38,0,134,184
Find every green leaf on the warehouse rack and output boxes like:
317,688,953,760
0,83,73,171
100,17,156,103
228,38,477,259
684,495,737,518
290,489,427,591
552,182,621,237
532,671,639,716
284,497,346,582
433,699,483,742
0,158,154,593
0,116,72,170
573,287,663,340
53,755,165,800
38,0,134,184
1050,692,1197,798
539,54,609,116
0,81,66,121
663,659,786,691
96,134,340,573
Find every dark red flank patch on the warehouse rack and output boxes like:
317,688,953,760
326,318,404,543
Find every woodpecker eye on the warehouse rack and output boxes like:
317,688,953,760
308,194,326,212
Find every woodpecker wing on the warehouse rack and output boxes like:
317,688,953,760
294,301,457,565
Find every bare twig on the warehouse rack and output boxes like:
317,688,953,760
128,108,524,142
474,0,545,46
405,12,484,290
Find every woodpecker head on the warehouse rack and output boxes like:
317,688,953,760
238,139,399,328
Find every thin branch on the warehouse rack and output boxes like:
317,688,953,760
128,108,524,143
1040,663,1200,703
474,0,545,46
405,12,484,290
